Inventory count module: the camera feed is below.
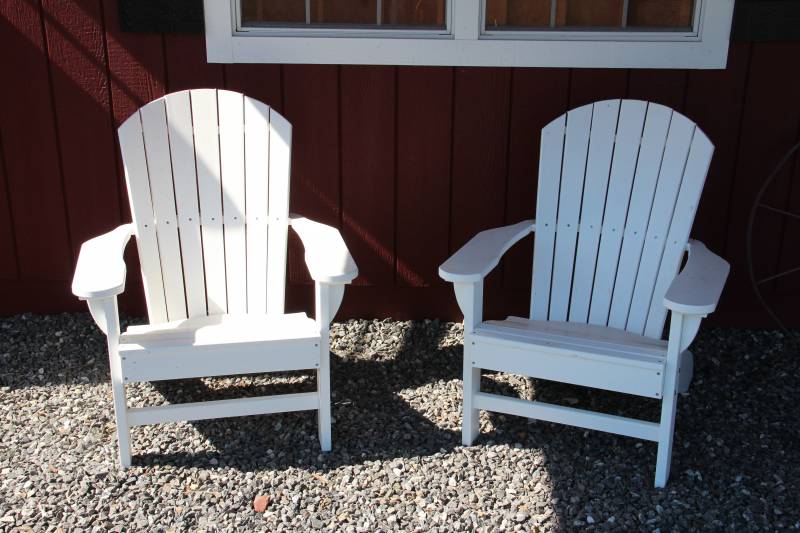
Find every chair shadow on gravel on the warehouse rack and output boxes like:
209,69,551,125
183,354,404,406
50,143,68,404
135,321,466,472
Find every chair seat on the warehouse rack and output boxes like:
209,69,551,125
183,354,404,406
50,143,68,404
119,313,321,383
471,317,668,398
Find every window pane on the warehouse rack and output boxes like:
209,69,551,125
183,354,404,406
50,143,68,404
242,0,446,29
485,0,551,29
628,0,693,29
310,0,376,24
382,0,447,27
484,0,695,30
555,0,623,27
241,0,306,25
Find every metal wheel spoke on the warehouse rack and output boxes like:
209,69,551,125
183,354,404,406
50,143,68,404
758,203,800,221
757,265,800,285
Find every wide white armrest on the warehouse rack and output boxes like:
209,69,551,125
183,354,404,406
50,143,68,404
439,220,535,283
664,239,729,315
72,224,135,300
289,215,358,284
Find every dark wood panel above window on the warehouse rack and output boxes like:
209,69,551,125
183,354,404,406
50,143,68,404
119,0,800,42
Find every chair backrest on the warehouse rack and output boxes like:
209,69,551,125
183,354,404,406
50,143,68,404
531,99,714,339
118,89,291,324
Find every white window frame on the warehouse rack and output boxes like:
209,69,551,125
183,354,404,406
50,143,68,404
204,0,734,69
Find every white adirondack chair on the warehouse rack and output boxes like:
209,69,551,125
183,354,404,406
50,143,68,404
71,89,357,468
439,99,729,487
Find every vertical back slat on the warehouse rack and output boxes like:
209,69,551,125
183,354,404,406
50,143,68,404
530,115,566,320
644,131,714,337
549,104,593,321
569,99,620,323
118,113,168,324
607,103,672,330
588,100,647,326
266,108,292,315
218,91,248,314
192,89,227,315
244,97,271,314
626,115,695,334
165,91,207,318
139,101,187,321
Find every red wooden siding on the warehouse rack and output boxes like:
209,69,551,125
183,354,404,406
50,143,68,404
0,2,798,328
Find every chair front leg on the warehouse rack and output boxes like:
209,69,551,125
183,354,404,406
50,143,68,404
315,282,343,452
89,296,131,468
453,281,484,446
655,311,687,488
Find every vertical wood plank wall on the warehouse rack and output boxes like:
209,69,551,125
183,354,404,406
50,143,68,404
1,0,798,327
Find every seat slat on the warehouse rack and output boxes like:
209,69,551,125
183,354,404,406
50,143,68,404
266,109,292,315
608,103,672,330
550,103,593,321
627,115,695,334
531,115,566,320
165,91,207,318
218,91,248,314
645,130,715,337
118,112,168,323
479,319,667,362
191,89,227,315
588,100,647,327
569,100,620,323
244,97,271,314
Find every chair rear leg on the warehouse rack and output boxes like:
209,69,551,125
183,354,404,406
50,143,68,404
317,345,332,452
463,350,480,446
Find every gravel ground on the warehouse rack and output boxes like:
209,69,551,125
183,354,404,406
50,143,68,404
0,313,798,532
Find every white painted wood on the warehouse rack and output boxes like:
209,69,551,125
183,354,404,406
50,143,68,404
655,311,684,487
472,322,666,398
453,0,480,40
454,282,484,334
473,393,660,441
165,91,207,318
315,283,332,451
290,215,359,283
645,130,718,335
438,220,533,283
679,314,702,353
122,312,317,343
244,96,271,314
128,392,319,427
328,284,345,322
140,100,188,321
203,0,734,68
462,340,481,445
120,336,319,382
118,113,168,324
101,297,132,468
192,89,228,315
608,103,673,330
75,89,359,467
627,114,696,334
531,115,565,320
72,224,134,301
266,109,292,314
438,99,728,487
663,240,729,316
550,104,592,321
588,100,648,326
569,100,620,323
218,90,248,314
